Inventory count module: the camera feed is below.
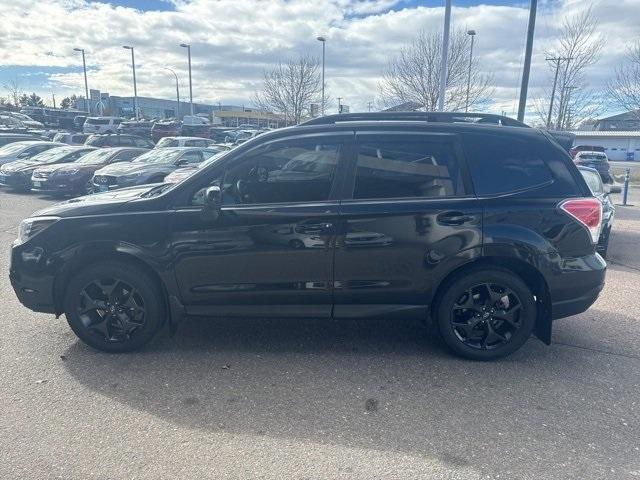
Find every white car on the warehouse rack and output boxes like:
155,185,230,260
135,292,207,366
155,136,220,149
83,117,123,135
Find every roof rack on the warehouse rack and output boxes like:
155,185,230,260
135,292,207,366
300,111,529,128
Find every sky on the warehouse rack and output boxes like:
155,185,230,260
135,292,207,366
0,0,638,122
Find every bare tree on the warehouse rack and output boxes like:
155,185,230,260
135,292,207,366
3,79,23,107
536,6,603,130
379,29,492,111
253,55,326,125
608,40,640,118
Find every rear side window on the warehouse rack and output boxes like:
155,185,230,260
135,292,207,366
463,133,554,195
353,136,465,200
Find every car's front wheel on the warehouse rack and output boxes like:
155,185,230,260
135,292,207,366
64,261,165,352
435,268,536,360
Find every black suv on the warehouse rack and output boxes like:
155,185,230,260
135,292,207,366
9,112,606,359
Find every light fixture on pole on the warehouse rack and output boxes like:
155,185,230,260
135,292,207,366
465,30,476,113
517,0,538,122
122,45,139,119
317,36,326,116
180,43,194,116
164,68,180,120
73,48,90,114
437,0,452,111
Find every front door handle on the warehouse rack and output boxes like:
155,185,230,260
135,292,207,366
437,211,475,226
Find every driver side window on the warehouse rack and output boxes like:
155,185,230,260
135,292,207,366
190,140,341,206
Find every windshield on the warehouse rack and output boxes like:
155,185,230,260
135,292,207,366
30,147,76,163
156,138,179,148
75,149,114,164
133,149,184,164
0,142,31,155
52,133,68,142
86,118,111,125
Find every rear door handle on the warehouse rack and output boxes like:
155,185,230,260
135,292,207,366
437,211,475,226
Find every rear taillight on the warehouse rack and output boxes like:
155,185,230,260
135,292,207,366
559,198,602,243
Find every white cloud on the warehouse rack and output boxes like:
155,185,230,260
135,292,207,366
0,0,637,119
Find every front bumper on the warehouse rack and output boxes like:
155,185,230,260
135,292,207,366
0,172,30,188
31,176,86,194
9,243,57,314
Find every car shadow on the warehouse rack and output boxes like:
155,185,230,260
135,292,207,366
60,314,639,476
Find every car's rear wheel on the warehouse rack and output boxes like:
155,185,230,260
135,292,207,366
64,261,165,352
435,268,536,360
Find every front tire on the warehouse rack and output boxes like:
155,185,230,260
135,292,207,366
64,261,165,352
434,268,536,360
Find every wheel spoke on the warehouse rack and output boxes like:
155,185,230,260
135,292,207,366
493,304,521,328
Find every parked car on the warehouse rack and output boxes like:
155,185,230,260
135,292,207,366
155,136,220,148
92,147,219,191
31,147,149,196
0,145,95,190
1,111,45,129
52,132,89,145
151,120,181,142
210,127,234,143
0,141,64,166
577,166,620,258
570,144,605,158
83,116,124,135
85,134,155,149
573,150,611,183
73,115,87,132
0,133,49,147
9,112,607,359
117,120,155,138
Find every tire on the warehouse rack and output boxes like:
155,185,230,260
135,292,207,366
434,268,536,360
64,261,165,353
289,239,305,249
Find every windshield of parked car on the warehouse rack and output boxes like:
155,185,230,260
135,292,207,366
52,133,69,142
86,118,111,125
579,153,606,161
156,138,179,148
30,147,77,162
74,149,115,164
132,149,184,164
0,142,31,155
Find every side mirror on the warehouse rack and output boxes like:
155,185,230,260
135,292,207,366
200,185,222,222
606,184,622,194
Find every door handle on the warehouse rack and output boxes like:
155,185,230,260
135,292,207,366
437,211,475,226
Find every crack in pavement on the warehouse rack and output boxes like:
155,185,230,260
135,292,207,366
553,340,640,361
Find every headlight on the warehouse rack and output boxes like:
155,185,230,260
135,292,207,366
16,216,60,245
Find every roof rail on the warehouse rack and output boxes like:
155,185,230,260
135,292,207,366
300,111,529,128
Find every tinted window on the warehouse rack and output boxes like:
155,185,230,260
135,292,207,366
191,140,340,206
185,139,210,147
113,150,144,162
118,136,135,146
180,151,204,164
580,169,604,195
463,133,554,195
353,136,464,199
134,138,151,148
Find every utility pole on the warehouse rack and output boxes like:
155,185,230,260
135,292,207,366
465,30,476,113
437,0,452,111
367,101,373,112
180,43,194,116
337,97,342,114
73,48,90,114
52,93,56,109
560,85,577,130
545,56,572,128
317,36,326,115
517,0,538,122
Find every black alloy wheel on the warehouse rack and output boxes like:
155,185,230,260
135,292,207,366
64,261,165,352
435,268,536,360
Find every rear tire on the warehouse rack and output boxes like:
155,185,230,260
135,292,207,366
64,261,165,353
434,268,536,360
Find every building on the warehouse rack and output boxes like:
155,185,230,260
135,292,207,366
572,131,640,161
74,91,285,127
592,110,640,131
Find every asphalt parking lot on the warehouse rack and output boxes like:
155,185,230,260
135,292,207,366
1,188,640,480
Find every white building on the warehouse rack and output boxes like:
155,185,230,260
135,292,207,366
572,131,640,161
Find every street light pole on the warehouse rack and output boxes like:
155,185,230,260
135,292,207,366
122,45,138,119
337,97,342,114
317,36,326,116
437,0,452,111
165,68,180,119
517,0,538,122
465,30,476,113
73,48,90,114
180,43,194,116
